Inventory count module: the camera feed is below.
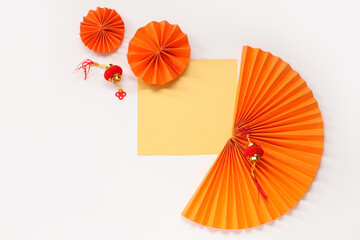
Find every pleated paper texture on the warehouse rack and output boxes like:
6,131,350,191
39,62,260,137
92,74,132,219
80,7,125,53
128,20,190,85
182,46,324,229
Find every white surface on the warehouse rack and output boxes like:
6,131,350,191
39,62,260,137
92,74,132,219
0,0,359,239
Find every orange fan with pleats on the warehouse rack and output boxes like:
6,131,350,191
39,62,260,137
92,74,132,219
80,7,125,53
127,20,191,85
182,46,324,229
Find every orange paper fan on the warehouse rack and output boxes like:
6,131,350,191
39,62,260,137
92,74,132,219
182,46,324,229
127,20,191,85
80,7,125,53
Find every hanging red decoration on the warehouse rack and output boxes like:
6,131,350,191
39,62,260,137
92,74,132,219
244,134,268,200
74,59,126,100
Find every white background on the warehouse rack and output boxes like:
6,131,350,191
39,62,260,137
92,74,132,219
0,0,359,239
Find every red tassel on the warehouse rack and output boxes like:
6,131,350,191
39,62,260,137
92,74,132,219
252,175,268,200
74,59,94,80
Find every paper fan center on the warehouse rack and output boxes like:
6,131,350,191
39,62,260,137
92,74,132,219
156,46,165,55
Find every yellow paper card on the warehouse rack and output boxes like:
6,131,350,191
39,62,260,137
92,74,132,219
138,59,238,155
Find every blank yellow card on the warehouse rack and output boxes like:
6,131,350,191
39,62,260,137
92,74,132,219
138,59,238,155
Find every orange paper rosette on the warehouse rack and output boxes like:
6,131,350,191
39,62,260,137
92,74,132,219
182,46,324,229
80,7,125,53
127,20,191,85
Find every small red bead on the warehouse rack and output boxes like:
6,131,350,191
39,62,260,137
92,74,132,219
243,145,264,158
104,65,123,80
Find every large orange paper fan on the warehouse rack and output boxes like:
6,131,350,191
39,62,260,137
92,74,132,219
80,7,125,53
127,20,191,85
182,46,324,229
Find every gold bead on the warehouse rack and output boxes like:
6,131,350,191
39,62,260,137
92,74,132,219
250,154,260,162
109,73,121,83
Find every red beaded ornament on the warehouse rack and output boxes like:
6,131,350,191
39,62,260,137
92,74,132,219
104,65,123,80
244,145,264,158
74,59,126,100
243,134,268,200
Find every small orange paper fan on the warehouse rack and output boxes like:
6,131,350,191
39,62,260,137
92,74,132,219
127,20,191,85
182,46,324,229
80,7,125,53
